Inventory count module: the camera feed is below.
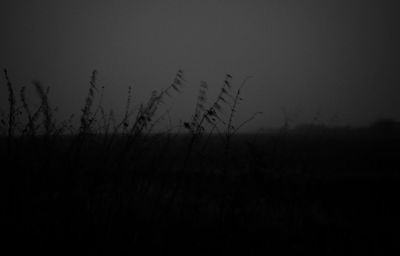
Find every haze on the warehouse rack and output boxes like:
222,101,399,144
1,0,399,131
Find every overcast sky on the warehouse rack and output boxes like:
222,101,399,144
1,0,399,130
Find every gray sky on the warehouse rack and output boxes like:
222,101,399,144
1,0,399,130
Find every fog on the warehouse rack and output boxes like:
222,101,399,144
1,0,399,131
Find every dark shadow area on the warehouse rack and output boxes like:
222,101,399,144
2,125,400,254
2,69,399,254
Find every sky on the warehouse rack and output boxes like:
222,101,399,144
1,0,399,131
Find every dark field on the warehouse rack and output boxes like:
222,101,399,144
2,70,400,254
2,128,400,255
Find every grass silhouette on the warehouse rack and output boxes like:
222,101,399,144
1,69,400,254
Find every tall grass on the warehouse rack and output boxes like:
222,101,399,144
3,69,16,151
2,68,398,254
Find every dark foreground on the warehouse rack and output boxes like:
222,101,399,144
2,129,400,255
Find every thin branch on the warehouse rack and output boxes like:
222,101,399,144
233,112,263,134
